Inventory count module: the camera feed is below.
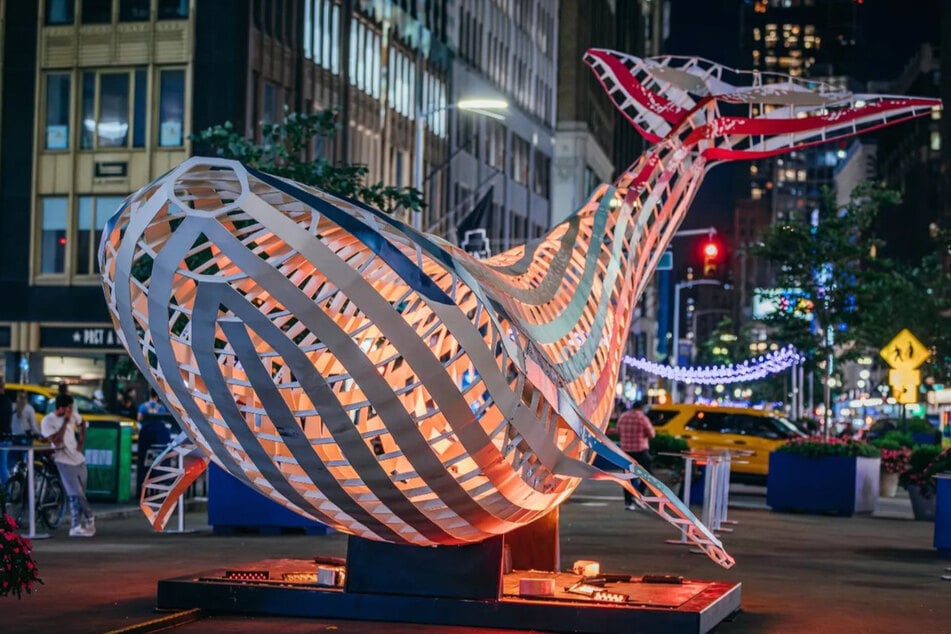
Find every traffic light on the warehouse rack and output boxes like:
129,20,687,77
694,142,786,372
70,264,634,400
702,239,720,277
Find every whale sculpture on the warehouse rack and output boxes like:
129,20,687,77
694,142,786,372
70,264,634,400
100,49,939,569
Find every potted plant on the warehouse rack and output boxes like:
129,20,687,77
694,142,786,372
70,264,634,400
649,433,689,491
870,433,914,498
767,436,881,516
900,445,945,521
0,489,43,598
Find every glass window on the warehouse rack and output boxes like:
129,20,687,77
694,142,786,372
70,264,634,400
685,411,730,433
81,71,96,149
263,82,277,125
46,0,75,25
158,0,188,19
82,0,112,23
133,69,147,147
304,0,313,59
98,73,130,147
45,74,71,150
119,0,150,21
81,69,147,150
533,150,550,199
40,198,68,275
77,196,123,275
158,69,185,146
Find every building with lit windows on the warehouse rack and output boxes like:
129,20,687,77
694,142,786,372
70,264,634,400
0,0,449,402
440,0,557,253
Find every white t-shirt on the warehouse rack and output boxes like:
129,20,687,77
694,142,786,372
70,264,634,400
40,410,86,466
11,404,38,436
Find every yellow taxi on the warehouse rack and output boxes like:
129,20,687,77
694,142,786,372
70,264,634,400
646,403,805,476
6,383,137,436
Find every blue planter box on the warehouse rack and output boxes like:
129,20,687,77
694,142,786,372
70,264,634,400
934,475,951,553
208,463,333,534
766,453,880,516
913,431,940,446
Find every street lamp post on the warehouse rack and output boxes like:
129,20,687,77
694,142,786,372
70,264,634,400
413,99,507,231
672,278,722,402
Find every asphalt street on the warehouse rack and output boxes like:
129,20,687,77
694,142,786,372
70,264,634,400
5,480,950,633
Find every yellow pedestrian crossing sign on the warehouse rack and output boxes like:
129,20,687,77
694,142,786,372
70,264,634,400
880,329,929,370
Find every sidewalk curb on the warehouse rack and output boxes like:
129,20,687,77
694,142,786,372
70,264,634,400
93,498,208,521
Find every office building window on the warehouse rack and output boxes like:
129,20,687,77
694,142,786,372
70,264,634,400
98,73,129,147
46,0,74,25
263,81,278,125
40,198,68,275
81,69,147,150
158,69,185,146
45,74,71,150
485,120,505,171
77,196,124,275
533,150,550,199
82,0,112,23
158,0,188,19
511,135,529,185
120,0,151,21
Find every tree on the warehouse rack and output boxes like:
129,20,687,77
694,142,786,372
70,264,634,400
752,183,899,433
856,253,951,382
190,108,424,215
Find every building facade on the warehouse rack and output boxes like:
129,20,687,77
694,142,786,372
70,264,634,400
440,0,557,254
0,0,450,403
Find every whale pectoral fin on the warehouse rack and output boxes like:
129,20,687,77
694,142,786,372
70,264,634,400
548,393,734,569
139,432,210,531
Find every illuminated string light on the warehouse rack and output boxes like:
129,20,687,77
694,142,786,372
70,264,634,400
623,345,805,385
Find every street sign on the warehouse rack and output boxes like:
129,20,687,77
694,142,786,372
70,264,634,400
881,329,929,405
889,368,921,403
657,250,673,271
880,329,929,370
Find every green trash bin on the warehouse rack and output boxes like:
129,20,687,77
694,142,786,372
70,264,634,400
84,420,133,502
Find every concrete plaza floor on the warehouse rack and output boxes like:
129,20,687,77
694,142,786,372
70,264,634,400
5,479,950,633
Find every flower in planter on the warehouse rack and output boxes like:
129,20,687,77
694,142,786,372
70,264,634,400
900,445,951,499
0,490,43,599
879,446,913,475
775,435,881,459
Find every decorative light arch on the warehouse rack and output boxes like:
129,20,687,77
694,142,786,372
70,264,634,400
623,346,805,385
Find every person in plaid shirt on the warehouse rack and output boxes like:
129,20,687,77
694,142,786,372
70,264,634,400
617,401,655,510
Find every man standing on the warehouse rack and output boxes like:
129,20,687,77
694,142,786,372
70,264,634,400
0,378,12,484
617,400,655,510
41,394,95,537
136,389,172,498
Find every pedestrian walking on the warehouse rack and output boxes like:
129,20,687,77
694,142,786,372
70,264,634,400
41,394,95,537
617,400,655,510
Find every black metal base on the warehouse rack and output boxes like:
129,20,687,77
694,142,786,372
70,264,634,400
157,557,741,634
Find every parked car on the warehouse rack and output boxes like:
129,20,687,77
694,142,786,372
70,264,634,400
5,383,137,436
645,403,806,476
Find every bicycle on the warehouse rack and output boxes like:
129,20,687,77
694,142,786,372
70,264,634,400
4,442,66,531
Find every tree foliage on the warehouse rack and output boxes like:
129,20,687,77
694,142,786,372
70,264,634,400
751,183,898,373
190,108,424,215
752,181,951,382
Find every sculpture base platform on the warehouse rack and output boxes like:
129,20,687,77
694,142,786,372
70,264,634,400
156,557,741,633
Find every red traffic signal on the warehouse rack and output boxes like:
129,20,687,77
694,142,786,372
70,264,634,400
702,239,721,276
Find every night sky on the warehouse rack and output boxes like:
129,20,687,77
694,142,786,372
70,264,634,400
661,0,943,237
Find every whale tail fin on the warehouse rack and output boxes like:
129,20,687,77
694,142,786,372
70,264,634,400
586,48,941,161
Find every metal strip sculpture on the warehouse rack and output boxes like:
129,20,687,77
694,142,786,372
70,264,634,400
100,49,938,569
